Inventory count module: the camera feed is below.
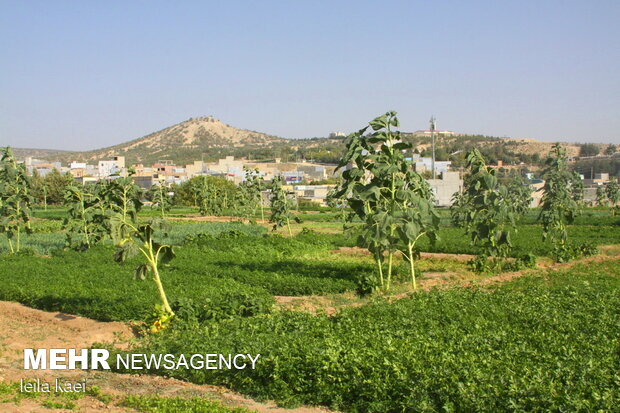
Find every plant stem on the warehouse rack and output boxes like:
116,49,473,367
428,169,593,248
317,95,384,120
150,259,174,316
81,197,90,247
387,252,393,290
286,217,292,237
386,169,396,290
375,254,384,288
15,200,21,252
408,243,417,290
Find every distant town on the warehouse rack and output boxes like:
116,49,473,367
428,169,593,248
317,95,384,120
21,145,620,208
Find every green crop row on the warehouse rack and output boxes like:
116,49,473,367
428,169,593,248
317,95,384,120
0,230,364,321
414,224,619,257
177,230,362,295
0,246,274,322
0,222,268,255
115,260,620,412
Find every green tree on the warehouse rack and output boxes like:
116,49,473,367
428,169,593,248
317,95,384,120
104,177,143,224
596,185,607,206
506,176,533,217
63,184,108,250
579,143,599,157
605,181,620,215
269,175,296,236
191,176,238,216
195,177,220,216
242,167,266,221
43,168,75,204
30,169,47,208
538,144,581,261
570,171,584,205
149,182,173,219
604,144,617,156
333,111,439,290
0,147,33,253
451,149,518,271
171,179,198,207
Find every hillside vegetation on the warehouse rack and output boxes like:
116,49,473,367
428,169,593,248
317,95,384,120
13,116,615,167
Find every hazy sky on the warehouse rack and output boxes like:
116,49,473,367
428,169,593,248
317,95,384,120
1,0,619,151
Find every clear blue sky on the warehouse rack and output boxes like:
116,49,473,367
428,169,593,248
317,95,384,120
1,0,619,150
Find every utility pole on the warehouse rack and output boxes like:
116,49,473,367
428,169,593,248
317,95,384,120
430,116,437,179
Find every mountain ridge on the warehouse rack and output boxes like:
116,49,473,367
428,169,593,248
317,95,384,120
8,116,616,166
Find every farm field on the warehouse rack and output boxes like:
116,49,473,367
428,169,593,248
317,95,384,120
1,206,619,412
4,1,620,411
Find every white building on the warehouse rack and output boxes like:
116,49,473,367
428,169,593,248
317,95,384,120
70,162,87,169
97,156,125,177
409,154,452,176
427,172,463,207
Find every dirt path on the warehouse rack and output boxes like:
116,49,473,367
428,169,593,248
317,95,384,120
169,215,257,223
0,301,334,413
279,245,620,314
331,246,476,262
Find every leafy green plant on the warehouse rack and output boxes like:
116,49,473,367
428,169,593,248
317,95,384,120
605,181,619,215
149,182,173,219
326,184,349,223
0,147,33,253
269,175,297,236
0,242,275,321
596,185,607,207
194,176,225,216
111,217,176,317
118,260,620,413
538,144,582,262
570,171,585,205
120,394,252,413
62,185,108,250
104,177,143,224
514,252,537,269
240,167,266,221
451,149,517,271
506,176,533,217
333,111,439,290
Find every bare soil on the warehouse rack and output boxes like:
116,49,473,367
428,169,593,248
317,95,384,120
331,246,476,262
169,215,255,223
0,301,334,413
282,246,620,313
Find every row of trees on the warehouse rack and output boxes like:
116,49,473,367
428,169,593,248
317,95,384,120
329,112,547,288
450,142,598,266
330,113,608,290
578,143,617,157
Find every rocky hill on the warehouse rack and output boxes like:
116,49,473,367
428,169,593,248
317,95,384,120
11,116,616,167
53,116,287,165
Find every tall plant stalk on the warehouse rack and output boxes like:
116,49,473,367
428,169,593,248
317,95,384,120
0,147,33,253
333,112,439,291
112,217,175,316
